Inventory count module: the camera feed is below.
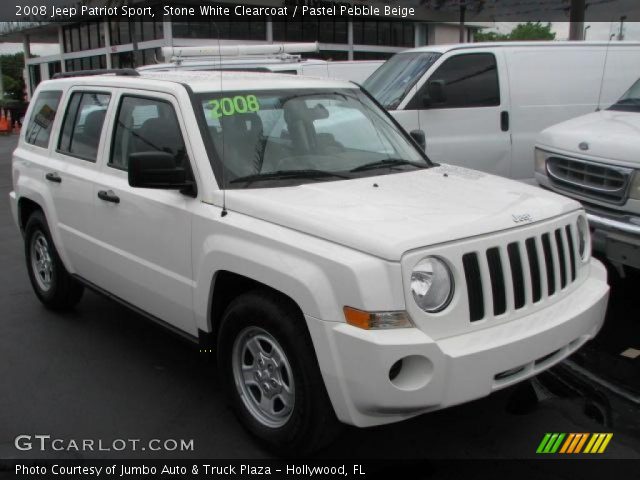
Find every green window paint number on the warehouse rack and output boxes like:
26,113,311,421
208,95,260,119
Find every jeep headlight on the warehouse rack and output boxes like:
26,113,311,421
410,257,454,313
630,171,640,200
534,148,548,175
576,214,590,262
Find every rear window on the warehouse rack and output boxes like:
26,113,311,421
24,90,62,148
58,91,110,162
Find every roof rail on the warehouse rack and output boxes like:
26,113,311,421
52,68,140,79
163,42,319,62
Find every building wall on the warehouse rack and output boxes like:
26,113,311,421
21,18,478,99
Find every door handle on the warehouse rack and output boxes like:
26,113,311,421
97,190,120,204
500,111,509,132
45,172,62,183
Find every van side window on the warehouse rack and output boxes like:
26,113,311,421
109,96,186,171
24,90,62,148
410,53,500,109
58,92,111,162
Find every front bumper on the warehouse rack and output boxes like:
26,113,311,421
9,191,18,229
306,259,609,427
586,208,640,269
536,172,640,269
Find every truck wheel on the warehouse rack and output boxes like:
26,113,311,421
217,290,341,455
24,210,84,310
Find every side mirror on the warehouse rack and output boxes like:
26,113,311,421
409,129,426,151
423,79,446,106
128,151,195,196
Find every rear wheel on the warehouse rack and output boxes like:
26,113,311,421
24,210,84,310
217,290,341,455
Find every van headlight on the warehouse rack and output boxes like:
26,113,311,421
535,148,548,175
410,257,454,313
576,215,590,262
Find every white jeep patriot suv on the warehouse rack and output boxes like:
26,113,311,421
10,69,609,454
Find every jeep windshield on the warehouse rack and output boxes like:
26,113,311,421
196,89,431,189
363,52,441,110
609,77,640,112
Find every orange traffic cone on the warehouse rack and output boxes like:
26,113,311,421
0,109,8,134
13,121,21,135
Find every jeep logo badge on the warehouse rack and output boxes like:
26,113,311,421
512,213,533,224
579,142,589,151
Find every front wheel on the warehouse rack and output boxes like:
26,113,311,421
24,210,84,310
217,290,341,455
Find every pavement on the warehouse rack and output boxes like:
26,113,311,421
1,133,639,461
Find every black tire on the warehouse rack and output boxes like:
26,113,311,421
217,289,341,456
24,210,84,310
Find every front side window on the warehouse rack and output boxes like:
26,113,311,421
58,92,110,162
197,88,430,189
609,77,640,112
409,53,500,109
110,96,187,171
363,52,441,110
24,90,62,148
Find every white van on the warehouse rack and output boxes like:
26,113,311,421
138,43,382,84
535,77,640,271
364,41,640,181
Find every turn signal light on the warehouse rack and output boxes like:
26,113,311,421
343,307,413,330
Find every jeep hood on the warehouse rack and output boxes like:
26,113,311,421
225,165,580,261
538,110,640,167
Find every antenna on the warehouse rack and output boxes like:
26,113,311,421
596,21,614,111
211,21,228,217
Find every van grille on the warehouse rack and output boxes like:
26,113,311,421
546,156,632,204
463,222,579,322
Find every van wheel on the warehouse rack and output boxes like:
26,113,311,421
24,210,84,310
217,290,341,455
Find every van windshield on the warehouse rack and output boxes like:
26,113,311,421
609,78,640,112
363,52,441,110
196,88,430,189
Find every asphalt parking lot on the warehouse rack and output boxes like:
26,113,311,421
1,133,639,462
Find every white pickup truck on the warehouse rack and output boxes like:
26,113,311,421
536,77,640,272
10,69,609,454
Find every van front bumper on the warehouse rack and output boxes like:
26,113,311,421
586,209,640,269
306,259,609,427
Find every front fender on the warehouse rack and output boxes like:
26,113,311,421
191,205,405,333
14,175,73,272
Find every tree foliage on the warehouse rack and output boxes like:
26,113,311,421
475,22,556,42
0,53,26,100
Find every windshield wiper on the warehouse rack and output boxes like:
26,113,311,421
229,169,349,186
350,159,427,173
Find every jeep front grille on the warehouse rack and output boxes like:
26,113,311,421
546,156,632,204
462,223,579,322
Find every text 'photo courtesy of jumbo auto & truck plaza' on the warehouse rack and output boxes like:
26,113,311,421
1,0,640,478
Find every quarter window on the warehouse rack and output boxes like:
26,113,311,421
109,96,186,171
24,90,62,148
58,92,110,162
410,53,500,109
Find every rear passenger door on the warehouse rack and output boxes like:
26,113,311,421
396,51,512,177
92,91,196,336
47,88,112,277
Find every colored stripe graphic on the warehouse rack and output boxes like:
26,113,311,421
537,433,613,454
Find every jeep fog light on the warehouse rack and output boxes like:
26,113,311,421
534,148,548,175
343,307,413,330
576,215,590,262
630,171,640,200
411,257,454,313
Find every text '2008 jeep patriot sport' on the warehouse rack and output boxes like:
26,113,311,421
10,69,609,454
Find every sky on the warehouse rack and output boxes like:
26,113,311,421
1,21,640,57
